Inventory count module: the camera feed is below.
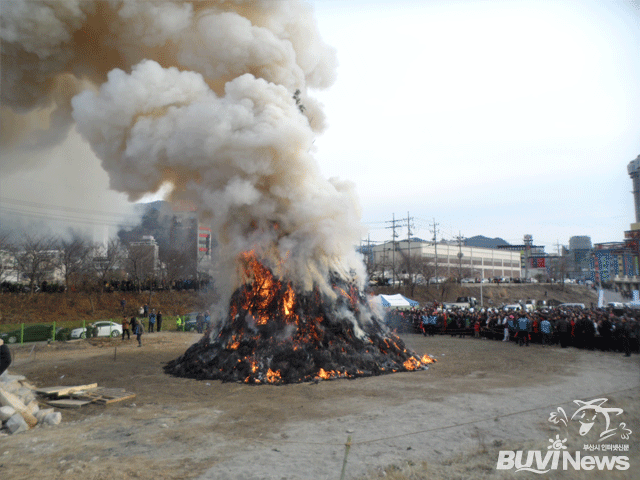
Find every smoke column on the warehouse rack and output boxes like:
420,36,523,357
2,0,365,304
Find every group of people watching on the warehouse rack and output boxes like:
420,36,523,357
385,305,639,357
120,304,165,347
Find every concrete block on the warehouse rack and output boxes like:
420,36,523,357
5,413,28,434
43,412,62,426
35,408,54,423
16,387,35,404
0,405,15,422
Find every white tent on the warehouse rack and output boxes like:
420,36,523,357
372,293,419,310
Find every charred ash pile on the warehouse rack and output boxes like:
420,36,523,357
165,253,435,384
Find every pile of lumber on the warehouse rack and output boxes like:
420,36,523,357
36,383,136,408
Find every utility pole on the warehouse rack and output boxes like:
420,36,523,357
406,211,414,285
456,231,464,283
523,234,532,282
386,213,401,286
429,218,439,284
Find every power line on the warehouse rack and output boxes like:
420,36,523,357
0,196,139,220
0,206,138,228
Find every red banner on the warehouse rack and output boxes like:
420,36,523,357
530,257,545,268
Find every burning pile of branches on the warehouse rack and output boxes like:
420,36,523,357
165,253,435,384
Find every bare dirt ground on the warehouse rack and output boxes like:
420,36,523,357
1,332,638,480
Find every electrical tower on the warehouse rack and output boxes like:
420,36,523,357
430,218,440,283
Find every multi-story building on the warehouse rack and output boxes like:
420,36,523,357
128,235,160,279
496,235,547,280
369,239,522,282
0,250,19,283
591,242,636,287
568,236,592,280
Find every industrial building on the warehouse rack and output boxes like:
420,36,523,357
368,239,522,283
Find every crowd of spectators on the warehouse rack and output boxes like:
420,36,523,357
384,305,639,356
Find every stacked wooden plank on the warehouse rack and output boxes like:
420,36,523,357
36,383,135,407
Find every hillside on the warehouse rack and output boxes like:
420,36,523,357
0,282,599,326
0,290,215,325
371,282,599,308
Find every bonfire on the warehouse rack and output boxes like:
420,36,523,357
165,252,435,384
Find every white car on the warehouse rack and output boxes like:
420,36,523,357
503,304,522,312
70,321,123,339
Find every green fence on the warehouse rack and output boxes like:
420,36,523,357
0,315,188,345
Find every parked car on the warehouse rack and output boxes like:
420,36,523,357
557,303,585,309
0,324,67,344
183,312,199,332
182,312,211,332
503,304,522,312
1,325,49,344
70,321,123,339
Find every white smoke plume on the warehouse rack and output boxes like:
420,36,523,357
2,0,365,303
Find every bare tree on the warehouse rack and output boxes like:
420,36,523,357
398,254,437,298
59,234,92,293
161,248,194,289
91,238,125,292
0,232,14,290
12,234,59,294
126,242,157,292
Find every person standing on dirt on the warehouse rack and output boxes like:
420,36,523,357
540,317,552,346
196,312,204,334
134,319,144,347
0,338,11,376
502,315,510,342
120,297,126,314
148,310,156,333
156,311,163,332
516,313,530,347
620,317,632,357
122,317,131,340
556,316,570,348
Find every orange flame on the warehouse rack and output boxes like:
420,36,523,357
238,251,297,326
266,368,281,383
403,354,436,371
420,354,436,364
315,368,344,380
283,283,295,317
403,357,421,371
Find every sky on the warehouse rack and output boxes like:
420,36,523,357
1,0,639,254
310,0,640,251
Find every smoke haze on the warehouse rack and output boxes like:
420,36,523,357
1,0,365,303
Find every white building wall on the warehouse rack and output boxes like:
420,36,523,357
370,241,521,280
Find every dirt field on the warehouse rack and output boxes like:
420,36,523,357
1,331,638,480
